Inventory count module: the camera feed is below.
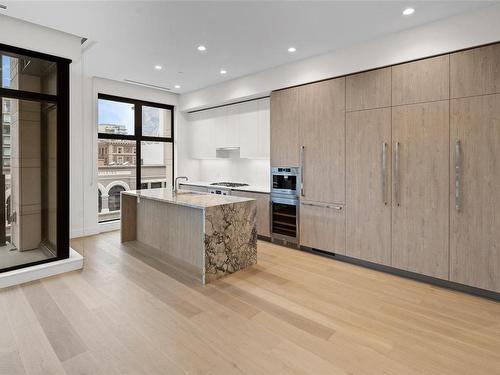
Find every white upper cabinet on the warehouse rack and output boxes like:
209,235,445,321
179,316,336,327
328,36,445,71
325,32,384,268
189,98,270,159
189,110,216,159
222,104,240,148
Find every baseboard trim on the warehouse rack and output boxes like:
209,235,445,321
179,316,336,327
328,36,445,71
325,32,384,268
299,246,500,302
0,248,83,288
99,220,120,233
257,235,271,242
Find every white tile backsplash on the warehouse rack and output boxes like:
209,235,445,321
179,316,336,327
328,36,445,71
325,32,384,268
198,158,270,186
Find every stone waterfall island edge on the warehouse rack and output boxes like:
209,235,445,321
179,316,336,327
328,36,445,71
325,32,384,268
120,188,257,283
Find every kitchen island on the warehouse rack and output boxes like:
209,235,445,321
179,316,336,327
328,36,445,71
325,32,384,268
120,188,257,284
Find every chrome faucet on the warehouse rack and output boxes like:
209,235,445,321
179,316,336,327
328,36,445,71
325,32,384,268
173,176,188,194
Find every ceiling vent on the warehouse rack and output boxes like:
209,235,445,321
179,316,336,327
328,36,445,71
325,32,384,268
124,79,171,91
0,4,6,9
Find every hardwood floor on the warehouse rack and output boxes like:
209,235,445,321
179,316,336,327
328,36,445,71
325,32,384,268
1,231,500,374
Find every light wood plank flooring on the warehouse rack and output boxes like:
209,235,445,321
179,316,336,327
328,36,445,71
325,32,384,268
1,231,500,375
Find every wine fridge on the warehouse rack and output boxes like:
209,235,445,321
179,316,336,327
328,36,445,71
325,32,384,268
270,195,298,245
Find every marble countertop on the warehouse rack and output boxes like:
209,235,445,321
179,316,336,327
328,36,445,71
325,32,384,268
122,188,255,209
179,181,270,194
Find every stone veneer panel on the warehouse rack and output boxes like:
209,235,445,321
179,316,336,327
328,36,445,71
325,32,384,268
204,200,257,283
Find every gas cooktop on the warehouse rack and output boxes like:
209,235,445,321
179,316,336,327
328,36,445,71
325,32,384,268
210,182,249,188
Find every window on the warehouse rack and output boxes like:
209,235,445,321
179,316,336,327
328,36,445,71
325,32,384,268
108,185,125,212
97,94,174,223
98,190,102,212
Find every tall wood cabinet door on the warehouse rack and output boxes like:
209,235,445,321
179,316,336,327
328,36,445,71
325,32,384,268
346,67,391,111
391,101,450,279
450,43,500,98
346,108,392,265
300,202,345,254
270,88,300,167
299,78,346,203
450,94,500,292
392,55,449,106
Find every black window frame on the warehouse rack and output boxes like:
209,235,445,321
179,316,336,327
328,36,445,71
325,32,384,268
97,93,175,199
0,42,71,273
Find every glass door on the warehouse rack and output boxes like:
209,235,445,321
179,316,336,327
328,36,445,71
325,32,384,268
0,44,70,273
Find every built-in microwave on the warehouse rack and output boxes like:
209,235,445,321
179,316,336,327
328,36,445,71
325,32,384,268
271,167,300,196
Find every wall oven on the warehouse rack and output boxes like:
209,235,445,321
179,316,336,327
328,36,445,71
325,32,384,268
272,167,300,196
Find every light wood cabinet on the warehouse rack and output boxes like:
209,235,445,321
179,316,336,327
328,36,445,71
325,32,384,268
346,108,392,265
346,68,391,111
270,88,300,166
232,190,270,237
269,42,500,293
392,55,449,106
450,43,500,98
391,101,450,279
450,94,500,292
300,201,345,254
299,78,345,203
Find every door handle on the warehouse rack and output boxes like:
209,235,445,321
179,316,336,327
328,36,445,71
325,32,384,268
394,142,400,207
301,202,343,210
455,140,461,211
300,145,305,197
382,142,388,205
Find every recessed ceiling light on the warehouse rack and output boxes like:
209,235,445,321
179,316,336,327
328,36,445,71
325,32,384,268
154,65,162,70
197,45,207,52
288,47,297,53
220,69,227,75
403,7,415,16
174,84,181,89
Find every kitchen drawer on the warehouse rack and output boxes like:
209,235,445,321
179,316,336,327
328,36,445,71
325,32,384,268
300,201,345,254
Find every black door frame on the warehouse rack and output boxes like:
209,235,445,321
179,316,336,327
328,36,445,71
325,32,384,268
0,43,70,273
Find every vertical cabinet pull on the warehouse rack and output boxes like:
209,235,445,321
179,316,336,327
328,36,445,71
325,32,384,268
382,142,388,205
300,145,305,197
455,140,461,211
394,142,400,207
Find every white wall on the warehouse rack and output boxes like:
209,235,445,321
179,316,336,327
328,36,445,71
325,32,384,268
179,3,500,111
0,14,81,60
1,14,181,238
77,76,179,237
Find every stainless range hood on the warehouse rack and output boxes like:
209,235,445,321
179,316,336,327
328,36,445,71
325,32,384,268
216,147,240,158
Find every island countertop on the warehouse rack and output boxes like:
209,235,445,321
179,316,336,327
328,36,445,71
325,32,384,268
122,188,255,209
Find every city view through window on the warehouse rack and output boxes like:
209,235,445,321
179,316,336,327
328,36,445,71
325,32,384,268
97,96,173,222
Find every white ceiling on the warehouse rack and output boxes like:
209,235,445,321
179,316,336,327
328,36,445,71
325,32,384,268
1,1,494,94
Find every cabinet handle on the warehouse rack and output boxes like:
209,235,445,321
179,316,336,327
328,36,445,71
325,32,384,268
382,142,388,205
455,140,461,211
301,202,343,210
300,145,305,197
394,142,400,207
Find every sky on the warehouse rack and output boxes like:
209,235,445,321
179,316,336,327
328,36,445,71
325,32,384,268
98,98,135,134
2,56,11,87
98,98,165,165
